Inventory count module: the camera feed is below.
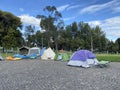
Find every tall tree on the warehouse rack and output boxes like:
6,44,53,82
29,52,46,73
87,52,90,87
71,22,77,39
93,26,108,52
0,10,23,48
115,38,120,53
37,6,63,49
24,25,36,47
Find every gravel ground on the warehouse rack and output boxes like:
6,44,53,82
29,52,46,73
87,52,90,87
0,59,120,90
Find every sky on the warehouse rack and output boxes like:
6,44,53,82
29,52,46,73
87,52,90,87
0,0,120,41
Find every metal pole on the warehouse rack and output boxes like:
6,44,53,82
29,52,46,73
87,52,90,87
91,36,93,52
42,37,43,48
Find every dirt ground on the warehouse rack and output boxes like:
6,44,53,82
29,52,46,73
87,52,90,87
0,59,120,90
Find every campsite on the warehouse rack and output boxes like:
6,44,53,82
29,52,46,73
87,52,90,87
0,47,120,89
0,0,120,90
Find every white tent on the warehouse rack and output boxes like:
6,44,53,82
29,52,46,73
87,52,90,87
28,47,40,56
41,47,55,60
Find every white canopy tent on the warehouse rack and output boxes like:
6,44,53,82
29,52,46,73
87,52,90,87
41,47,55,60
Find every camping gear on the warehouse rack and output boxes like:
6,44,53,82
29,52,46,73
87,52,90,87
96,61,110,68
0,55,4,61
40,47,46,56
57,52,70,61
28,47,40,56
6,56,15,60
29,53,37,59
14,54,30,59
41,47,55,60
67,50,99,68
14,53,37,59
19,46,30,55
58,53,62,61
6,56,21,60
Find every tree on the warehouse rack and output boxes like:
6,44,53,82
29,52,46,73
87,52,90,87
37,6,63,49
113,41,119,53
24,25,36,46
0,10,23,48
78,22,91,50
115,38,120,53
71,22,77,39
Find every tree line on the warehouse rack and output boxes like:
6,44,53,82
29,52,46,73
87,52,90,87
0,6,120,53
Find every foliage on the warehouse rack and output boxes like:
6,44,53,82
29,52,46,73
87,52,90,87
37,6,63,48
24,25,36,47
0,10,23,48
115,38,120,53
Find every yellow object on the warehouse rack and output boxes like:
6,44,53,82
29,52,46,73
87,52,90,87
6,56,15,60
14,58,21,60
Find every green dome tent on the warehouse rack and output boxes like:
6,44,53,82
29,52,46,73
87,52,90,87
55,52,71,62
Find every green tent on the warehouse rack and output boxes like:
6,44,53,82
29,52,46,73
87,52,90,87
55,52,71,62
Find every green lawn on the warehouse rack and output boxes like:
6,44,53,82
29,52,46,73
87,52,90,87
96,54,120,62
1,53,14,58
1,52,120,62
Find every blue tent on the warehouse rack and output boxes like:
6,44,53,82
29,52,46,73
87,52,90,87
40,47,46,56
68,50,98,68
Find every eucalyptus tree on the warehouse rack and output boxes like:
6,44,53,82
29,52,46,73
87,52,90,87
24,25,35,47
37,6,63,49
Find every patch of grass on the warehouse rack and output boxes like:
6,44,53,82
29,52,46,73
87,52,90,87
96,54,120,62
1,53,14,58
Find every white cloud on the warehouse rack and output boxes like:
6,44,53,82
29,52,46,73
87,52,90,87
57,4,80,12
80,0,117,14
88,20,101,26
101,16,120,39
57,4,70,12
19,8,24,12
88,16,120,41
18,14,41,27
113,6,120,13
67,5,80,11
63,16,76,21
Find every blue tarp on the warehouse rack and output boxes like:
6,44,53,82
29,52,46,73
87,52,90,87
14,54,37,59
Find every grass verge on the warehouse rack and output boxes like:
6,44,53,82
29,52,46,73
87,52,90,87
96,54,120,62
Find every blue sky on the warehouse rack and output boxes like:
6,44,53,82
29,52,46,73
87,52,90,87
0,0,120,41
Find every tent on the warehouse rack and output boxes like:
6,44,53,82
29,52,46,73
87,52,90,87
55,52,71,61
19,46,30,55
0,55,3,61
41,47,55,60
28,47,40,56
40,47,46,56
67,50,99,68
